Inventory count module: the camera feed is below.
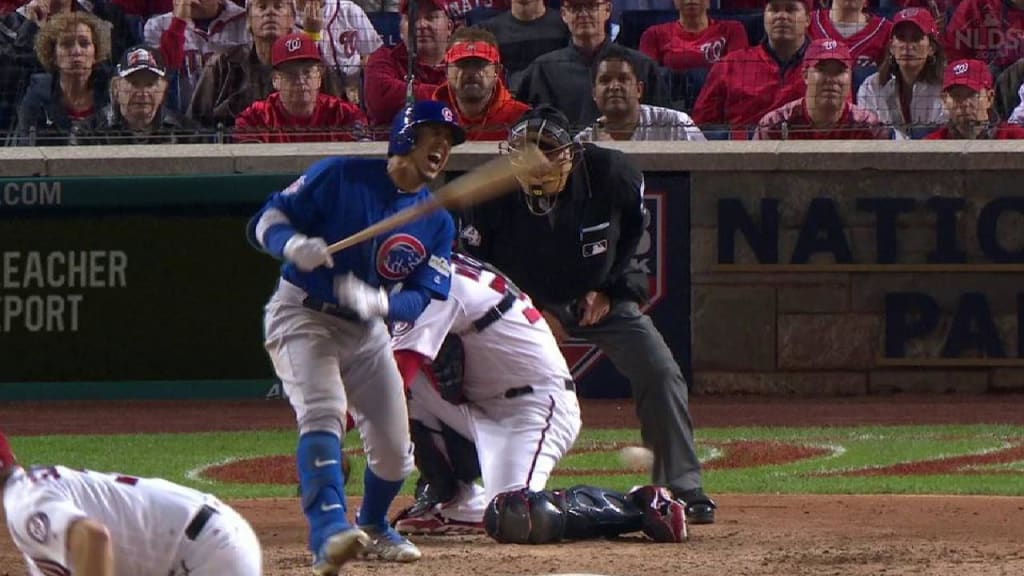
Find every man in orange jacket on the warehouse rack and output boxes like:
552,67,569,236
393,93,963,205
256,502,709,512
432,26,530,141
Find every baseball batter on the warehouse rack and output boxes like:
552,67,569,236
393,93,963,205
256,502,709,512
247,101,465,575
390,252,582,532
0,432,261,576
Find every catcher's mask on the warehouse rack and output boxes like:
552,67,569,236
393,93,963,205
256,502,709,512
500,107,582,215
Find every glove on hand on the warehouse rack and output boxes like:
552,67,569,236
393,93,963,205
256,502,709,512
334,274,389,320
283,234,334,272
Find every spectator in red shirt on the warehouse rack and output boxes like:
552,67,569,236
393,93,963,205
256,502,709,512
755,38,893,139
925,58,1024,137
808,0,892,67
692,0,811,138
234,32,368,142
364,0,451,128
432,26,529,139
944,0,1024,71
639,0,749,72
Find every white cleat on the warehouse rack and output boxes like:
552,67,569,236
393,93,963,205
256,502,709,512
357,525,423,562
312,527,370,576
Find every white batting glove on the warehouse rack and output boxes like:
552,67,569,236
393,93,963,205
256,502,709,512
334,274,389,320
283,234,334,272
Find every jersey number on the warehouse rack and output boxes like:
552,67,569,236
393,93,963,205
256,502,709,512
453,256,541,324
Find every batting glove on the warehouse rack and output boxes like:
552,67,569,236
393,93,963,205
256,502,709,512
283,234,334,272
334,274,389,320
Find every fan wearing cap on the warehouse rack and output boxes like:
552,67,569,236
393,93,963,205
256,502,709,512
755,38,893,139
944,0,1024,72
515,0,669,129
807,0,892,68
692,0,811,138
431,26,529,140
235,32,368,142
94,44,201,143
925,58,1024,138
188,0,344,128
460,104,718,526
0,430,263,576
857,8,947,138
364,0,452,127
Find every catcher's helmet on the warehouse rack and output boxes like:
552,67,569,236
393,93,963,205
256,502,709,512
388,101,467,157
502,105,582,214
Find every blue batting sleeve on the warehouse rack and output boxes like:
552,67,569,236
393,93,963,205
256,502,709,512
251,158,342,258
387,288,431,323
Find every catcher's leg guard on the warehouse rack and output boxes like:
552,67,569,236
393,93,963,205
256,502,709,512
560,485,644,539
484,489,566,544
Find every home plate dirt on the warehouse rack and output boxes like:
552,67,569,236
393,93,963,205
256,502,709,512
2,396,1023,576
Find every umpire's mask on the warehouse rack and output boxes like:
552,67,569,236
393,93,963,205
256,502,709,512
501,106,582,215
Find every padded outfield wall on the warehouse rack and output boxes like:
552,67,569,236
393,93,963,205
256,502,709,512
1,141,1022,400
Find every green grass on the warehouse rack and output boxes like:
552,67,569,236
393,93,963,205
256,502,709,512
7,425,1024,500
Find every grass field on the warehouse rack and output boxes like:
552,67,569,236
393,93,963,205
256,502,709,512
9,424,1024,499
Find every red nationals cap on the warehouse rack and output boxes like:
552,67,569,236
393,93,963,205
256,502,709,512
271,33,322,68
892,7,938,37
943,59,994,92
399,0,447,15
804,38,854,69
446,40,501,64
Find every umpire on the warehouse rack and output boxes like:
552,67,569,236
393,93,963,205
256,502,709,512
459,105,716,524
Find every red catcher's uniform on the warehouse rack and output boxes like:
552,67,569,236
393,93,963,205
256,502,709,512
944,0,1024,68
692,42,808,138
233,93,368,143
807,10,894,67
924,122,1024,139
364,41,448,127
753,98,892,139
639,19,750,71
432,81,530,140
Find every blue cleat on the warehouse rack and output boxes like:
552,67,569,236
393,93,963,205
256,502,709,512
312,527,370,576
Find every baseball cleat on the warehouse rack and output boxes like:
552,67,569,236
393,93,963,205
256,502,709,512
395,510,485,535
357,525,422,562
678,489,717,525
312,527,370,576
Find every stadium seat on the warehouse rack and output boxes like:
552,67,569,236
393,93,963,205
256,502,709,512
368,11,402,47
617,9,676,50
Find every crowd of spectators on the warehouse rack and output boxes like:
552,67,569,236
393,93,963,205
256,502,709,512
3,0,1024,144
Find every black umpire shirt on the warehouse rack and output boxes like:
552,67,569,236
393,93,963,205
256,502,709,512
460,144,647,315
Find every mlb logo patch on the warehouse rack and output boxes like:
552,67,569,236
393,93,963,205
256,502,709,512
582,240,608,257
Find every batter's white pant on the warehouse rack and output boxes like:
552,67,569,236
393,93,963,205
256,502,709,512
171,500,262,576
408,373,582,521
264,280,414,481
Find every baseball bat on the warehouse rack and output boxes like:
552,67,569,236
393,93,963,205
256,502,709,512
325,145,547,255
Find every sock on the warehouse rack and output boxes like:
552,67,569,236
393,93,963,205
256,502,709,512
356,467,405,531
296,431,351,552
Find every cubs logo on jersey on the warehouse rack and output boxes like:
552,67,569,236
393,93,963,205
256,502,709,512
377,233,427,281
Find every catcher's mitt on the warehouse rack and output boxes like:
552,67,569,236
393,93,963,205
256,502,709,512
429,334,467,405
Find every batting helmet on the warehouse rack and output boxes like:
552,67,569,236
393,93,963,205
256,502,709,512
388,101,466,157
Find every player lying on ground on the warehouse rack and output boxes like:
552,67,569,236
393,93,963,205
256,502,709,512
247,100,465,576
0,431,262,576
387,253,688,544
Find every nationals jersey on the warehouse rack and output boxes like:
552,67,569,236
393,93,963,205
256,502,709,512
808,10,893,67
639,19,749,71
315,0,383,75
4,466,216,576
391,253,572,402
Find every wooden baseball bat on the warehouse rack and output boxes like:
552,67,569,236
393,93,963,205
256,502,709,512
326,145,546,255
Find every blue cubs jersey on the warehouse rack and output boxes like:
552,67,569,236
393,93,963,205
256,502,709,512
249,156,454,305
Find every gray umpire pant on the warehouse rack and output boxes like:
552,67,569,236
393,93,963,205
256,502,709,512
565,300,703,495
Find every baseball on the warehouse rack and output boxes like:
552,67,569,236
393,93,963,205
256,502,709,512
618,446,654,470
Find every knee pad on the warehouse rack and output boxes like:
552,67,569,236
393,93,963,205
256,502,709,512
560,485,644,540
484,489,566,545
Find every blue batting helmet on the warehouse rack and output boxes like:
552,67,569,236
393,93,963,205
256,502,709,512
388,101,467,157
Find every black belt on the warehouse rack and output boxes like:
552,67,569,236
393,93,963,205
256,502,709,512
302,296,362,323
504,379,575,399
185,504,218,541
473,291,517,332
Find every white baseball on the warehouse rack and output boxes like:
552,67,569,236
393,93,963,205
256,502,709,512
618,446,654,470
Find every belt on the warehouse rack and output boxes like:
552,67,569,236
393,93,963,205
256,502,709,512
473,291,517,332
302,296,362,323
504,379,575,399
185,504,218,541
